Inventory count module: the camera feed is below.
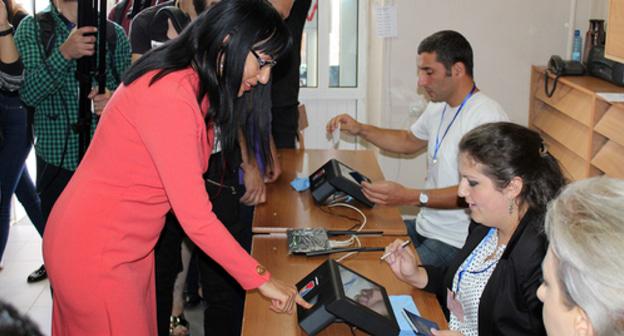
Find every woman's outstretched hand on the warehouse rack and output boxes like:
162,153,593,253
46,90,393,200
258,277,313,314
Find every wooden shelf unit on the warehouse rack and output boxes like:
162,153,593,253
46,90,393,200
606,0,624,63
529,66,624,180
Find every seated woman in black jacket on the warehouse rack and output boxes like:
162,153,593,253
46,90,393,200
383,122,566,336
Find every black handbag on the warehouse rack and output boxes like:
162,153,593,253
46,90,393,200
587,46,624,87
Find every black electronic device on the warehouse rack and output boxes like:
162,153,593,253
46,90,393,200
547,55,585,76
587,45,624,87
309,159,374,208
402,308,438,336
287,228,383,255
544,55,586,97
296,259,399,336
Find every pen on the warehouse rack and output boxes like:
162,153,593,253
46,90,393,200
380,240,411,261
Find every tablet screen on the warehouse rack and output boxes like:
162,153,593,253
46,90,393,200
337,162,360,185
338,265,391,318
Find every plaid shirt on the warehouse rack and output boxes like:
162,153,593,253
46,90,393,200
15,5,131,171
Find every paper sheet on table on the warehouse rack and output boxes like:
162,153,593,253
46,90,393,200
390,295,421,336
597,92,624,103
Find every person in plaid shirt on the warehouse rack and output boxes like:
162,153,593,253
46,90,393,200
14,0,130,283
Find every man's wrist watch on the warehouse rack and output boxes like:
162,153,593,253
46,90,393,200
0,25,14,37
418,191,429,207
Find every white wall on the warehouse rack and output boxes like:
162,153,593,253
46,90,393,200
364,0,607,197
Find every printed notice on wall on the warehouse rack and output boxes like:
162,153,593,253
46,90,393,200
374,4,398,38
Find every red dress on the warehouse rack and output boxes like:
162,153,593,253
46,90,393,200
43,68,270,335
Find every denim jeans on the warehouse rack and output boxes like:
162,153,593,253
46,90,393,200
404,218,461,268
0,94,44,261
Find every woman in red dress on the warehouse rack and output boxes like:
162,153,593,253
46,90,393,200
43,1,309,334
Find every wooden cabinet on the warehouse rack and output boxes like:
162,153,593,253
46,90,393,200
606,0,624,62
529,66,624,180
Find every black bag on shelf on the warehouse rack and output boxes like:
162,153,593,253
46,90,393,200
587,45,624,87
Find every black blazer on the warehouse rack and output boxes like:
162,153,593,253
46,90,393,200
423,208,547,335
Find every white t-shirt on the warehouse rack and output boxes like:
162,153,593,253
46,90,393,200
409,92,508,248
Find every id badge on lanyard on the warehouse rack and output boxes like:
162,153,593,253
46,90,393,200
447,228,496,323
447,288,466,322
431,85,476,167
425,153,438,184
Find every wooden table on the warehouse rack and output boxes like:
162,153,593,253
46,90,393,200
241,235,448,335
253,149,407,235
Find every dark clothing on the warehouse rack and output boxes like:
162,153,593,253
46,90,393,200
14,168,44,236
0,13,43,262
152,150,247,336
12,11,28,27
0,59,23,95
35,156,73,222
0,12,26,95
108,0,158,34
107,0,132,34
423,208,547,335
198,153,250,336
271,104,299,148
129,0,174,55
154,213,185,336
0,96,44,260
270,0,311,149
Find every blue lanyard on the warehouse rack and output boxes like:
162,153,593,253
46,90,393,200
454,227,496,294
432,84,477,163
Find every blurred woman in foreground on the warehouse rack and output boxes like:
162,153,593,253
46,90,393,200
538,176,624,336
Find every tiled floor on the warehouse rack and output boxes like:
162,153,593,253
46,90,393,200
0,218,51,335
0,218,205,336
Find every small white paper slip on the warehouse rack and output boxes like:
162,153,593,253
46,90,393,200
373,4,398,38
597,92,624,103
332,124,341,147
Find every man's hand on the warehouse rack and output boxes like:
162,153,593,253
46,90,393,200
88,88,112,116
59,26,98,60
361,181,411,206
240,162,266,206
326,113,362,136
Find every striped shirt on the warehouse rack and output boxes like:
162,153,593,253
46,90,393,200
0,59,24,92
14,5,131,170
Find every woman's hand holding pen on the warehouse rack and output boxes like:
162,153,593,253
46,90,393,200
383,239,428,289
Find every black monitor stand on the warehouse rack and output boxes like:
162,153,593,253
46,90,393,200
309,159,374,208
296,259,399,336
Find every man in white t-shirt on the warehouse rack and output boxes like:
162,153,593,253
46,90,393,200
326,30,508,267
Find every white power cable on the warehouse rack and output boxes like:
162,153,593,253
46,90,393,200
335,235,362,263
328,202,367,231
326,203,368,261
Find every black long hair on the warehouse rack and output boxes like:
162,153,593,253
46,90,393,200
123,0,291,163
418,30,474,77
459,122,566,212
